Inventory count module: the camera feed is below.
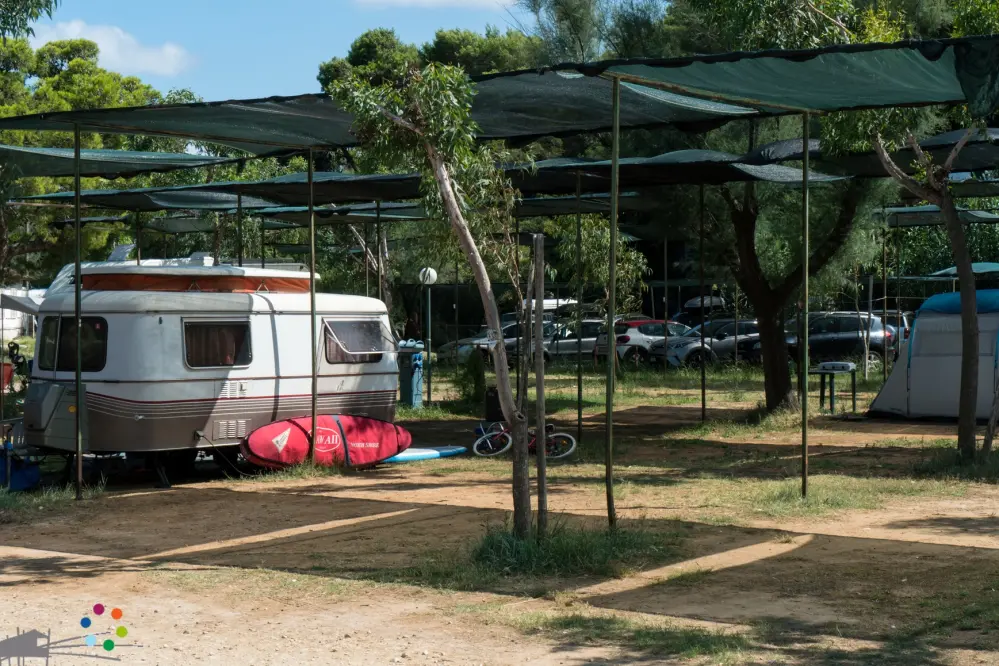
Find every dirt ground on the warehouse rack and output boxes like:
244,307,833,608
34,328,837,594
2,401,998,665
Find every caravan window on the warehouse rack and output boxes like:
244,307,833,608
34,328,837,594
325,320,391,364
184,321,251,368
37,316,108,372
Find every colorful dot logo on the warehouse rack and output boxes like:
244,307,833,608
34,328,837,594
79,603,130,654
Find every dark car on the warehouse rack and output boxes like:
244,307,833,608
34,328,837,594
786,312,893,369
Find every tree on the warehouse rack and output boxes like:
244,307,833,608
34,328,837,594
0,0,58,41
318,29,420,88
874,130,979,459
31,38,98,77
329,64,536,539
420,27,544,75
517,0,607,62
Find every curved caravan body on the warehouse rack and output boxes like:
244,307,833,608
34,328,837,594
25,263,397,453
871,290,999,420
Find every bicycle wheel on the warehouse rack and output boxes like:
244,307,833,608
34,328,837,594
473,431,513,457
545,433,577,460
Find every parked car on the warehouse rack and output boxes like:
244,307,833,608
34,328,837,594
650,318,760,367
595,319,690,365
878,309,912,354
785,312,892,369
506,318,604,364
438,322,521,363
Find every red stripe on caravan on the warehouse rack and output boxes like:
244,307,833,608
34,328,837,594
87,390,397,406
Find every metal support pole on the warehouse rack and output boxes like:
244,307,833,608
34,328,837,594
261,217,266,268
604,77,620,529
376,202,383,302
801,113,811,499
364,223,370,297
426,285,432,405
515,216,521,405
73,125,83,500
575,173,583,449
699,185,706,422
663,235,668,377
308,149,318,463
134,214,142,265
236,194,243,267
882,228,888,383
734,284,740,366
534,233,548,538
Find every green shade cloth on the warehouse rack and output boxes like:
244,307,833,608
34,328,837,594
577,37,999,116
26,148,840,209
256,192,664,228
50,213,214,234
142,216,216,234
51,214,128,228
900,177,999,200
931,262,999,276
0,79,753,154
26,185,278,211
876,205,999,227
1,37,997,152
747,128,999,177
0,144,233,178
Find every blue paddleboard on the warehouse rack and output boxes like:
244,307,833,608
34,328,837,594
383,446,466,463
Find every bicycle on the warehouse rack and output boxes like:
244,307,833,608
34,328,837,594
471,421,576,460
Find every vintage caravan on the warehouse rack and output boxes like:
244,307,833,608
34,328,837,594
19,258,398,463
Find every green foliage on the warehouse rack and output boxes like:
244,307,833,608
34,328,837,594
518,0,607,61
545,213,649,312
0,0,58,40
457,348,487,404
669,0,854,52
419,27,544,75
31,38,98,77
952,0,999,36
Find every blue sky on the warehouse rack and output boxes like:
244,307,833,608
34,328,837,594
29,0,528,100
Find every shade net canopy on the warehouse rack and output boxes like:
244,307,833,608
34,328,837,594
255,192,665,228
0,79,755,154
930,262,999,277
0,144,233,179
29,148,842,209
580,37,999,116
23,185,278,211
50,213,214,234
0,37,997,152
746,128,999,177
876,205,999,227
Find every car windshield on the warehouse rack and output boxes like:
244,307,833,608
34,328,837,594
683,325,703,337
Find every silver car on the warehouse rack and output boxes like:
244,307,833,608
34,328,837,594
506,319,601,363
651,319,760,367
438,322,521,363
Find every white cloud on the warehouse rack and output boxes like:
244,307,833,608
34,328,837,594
30,20,194,77
353,0,515,7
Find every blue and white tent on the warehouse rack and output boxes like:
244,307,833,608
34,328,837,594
871,290,999,419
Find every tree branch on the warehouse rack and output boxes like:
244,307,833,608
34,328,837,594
874,134,940,204
803,0,853,39
943,128,974,174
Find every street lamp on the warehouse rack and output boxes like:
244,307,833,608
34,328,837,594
419,267,437,404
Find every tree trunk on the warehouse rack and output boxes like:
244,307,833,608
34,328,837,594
425,144,531,539
940,198,979,460
757,312,795,411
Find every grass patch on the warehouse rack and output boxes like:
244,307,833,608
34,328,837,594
373,521,684,593
657,567,713,587
915,448,999,482
748,475,963,519
148,566,364,601
249,461,345,483
396,403,473,422
509,610,752,661
0,483,104,524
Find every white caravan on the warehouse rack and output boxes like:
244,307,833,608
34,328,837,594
17,259,397,458
871,290,999,420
